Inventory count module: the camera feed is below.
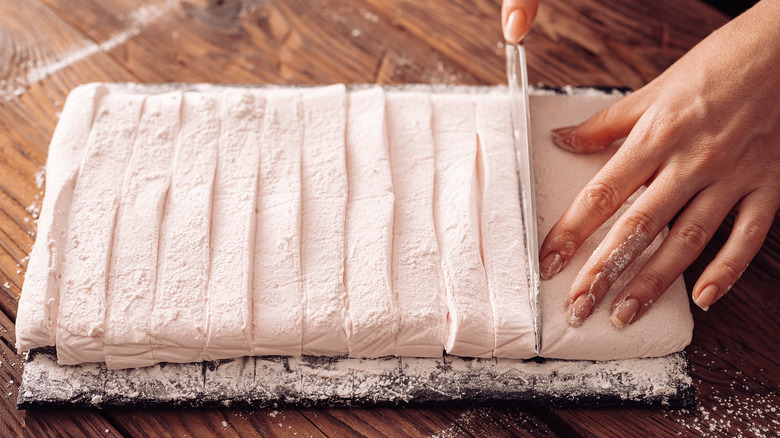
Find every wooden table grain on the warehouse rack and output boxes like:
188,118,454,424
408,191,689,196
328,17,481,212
1,0,778,436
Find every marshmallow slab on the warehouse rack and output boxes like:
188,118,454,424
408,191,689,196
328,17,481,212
533,92,694,360
16,84,693,367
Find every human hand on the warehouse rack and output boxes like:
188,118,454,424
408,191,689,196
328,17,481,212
501,0,539,43
539,0,780,328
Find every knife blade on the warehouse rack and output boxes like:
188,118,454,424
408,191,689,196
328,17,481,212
506,42,542,355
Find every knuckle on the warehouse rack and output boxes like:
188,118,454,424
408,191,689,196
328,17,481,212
672,221,710,255
682,149,717,176
646,111,676,142
717,259,743,284
739,220,767,249
633,271,667,300
621,209,658,237
581,181,622,217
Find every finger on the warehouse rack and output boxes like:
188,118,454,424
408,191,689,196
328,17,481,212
692,190,777,310
609,185,735,327
540,118,662,281
501,0,539,43
564,167,703,327
551,85,658,154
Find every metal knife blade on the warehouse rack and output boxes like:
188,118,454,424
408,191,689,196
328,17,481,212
506,42,542,355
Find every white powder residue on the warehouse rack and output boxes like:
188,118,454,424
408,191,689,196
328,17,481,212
25,203,40,220
2,0,175,101
34,167,45,190
668,389,780,437
361,10,379,22
602,228,653,284
422,57,464,85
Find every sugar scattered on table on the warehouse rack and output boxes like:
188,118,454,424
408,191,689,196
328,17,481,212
34,167,45,190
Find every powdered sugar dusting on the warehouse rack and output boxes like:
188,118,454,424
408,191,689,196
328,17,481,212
603,228,652,283
666,388,780,437
1,1,175,101
33,167,45,190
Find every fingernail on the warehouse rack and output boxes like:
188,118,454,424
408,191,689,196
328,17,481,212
694,284,719,311
540,252,564,280
610,298,640,328
566,293,593,327
551,126,590,152
504,10,527,43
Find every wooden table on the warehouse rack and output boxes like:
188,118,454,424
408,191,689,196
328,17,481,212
1,0,777,436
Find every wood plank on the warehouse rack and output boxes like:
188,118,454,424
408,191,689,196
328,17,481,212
297,406,557,438
298,407,475,437
364,0,729,88
38,0,483,86
103,407,326,438
419,407,559,438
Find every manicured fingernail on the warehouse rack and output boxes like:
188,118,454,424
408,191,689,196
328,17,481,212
566,293,593,327
551,126,601,153
610,297,640,328
551,126,580,152
694,284,719,311
540,252,563,280
504,10,527,43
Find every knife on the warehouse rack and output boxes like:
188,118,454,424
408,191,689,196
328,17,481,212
506,42,542,355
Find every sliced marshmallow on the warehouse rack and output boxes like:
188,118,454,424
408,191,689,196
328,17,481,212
104,91,181,369
386,91,447,357
17,83,108,353
150,92,219,364
431,93,493,358
344,87,398,358
474,94,535,359
252,89,304,356
300,85,350,356
56,93,145,364
203,90,264,360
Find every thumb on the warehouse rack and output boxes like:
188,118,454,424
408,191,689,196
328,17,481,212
502,0,539,43
551,86,656,154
